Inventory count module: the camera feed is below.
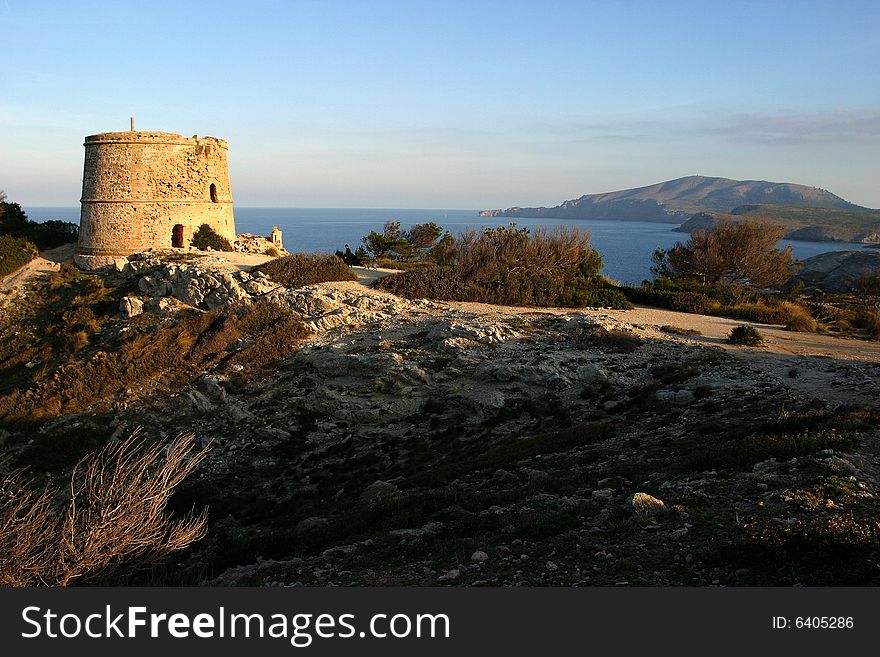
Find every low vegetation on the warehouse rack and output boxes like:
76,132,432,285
0,235,39,278
0,265,310,425
1,434,208,586
253,252,358,287
727,325,764,346
190,224,233,252
359,221,445,262
375,224,632,309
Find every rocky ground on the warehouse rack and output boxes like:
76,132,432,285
2,250,880,586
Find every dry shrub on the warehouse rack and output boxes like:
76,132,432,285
652,219,797,287
372,264,473,302
856,270,880,311
718,301,816,331
783,303,818,332
0,433,208,586
573,325,643,353
253,253,357,288
376,225,625,308
857,310,880,340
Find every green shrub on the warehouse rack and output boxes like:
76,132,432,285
252,253,358,288
373,265,474,301
622,280,727,314
22,220,79,250
0,235,39,278
556,283,633,309
191,224,233,252
727,325,764,346
651,219,796,287
668,291,719,314
376,225,622,308
374,257,422,271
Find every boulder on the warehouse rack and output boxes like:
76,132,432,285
118,296,143,319
790,250,880,293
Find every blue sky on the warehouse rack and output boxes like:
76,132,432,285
1,0,878,208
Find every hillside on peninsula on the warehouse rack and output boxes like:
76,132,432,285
674,205,880,244
482,175,871,223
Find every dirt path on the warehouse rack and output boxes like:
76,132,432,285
324,277,880,363
0,244,75,314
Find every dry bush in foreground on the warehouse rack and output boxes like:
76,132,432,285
0,433,209,586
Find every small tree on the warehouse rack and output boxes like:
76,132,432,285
402,222,444,250
360,221,442,261
0,199,30,235
652,220,796,288
361,221,402,259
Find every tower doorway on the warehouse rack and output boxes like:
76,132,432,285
172,224,185,248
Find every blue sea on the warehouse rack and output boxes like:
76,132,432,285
25,206,873,285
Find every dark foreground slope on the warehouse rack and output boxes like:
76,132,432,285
2,257,879,587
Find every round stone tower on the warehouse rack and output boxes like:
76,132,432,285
76,129,236,267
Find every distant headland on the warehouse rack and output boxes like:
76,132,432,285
482,175,880,243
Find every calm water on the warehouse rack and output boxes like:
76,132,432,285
26,206,873,285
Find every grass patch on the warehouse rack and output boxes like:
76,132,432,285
741,514,880,585
659,325,702,336
572,325,643,353
650,363,700,384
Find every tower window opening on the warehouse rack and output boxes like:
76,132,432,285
210,183,218,203
172,224,185,248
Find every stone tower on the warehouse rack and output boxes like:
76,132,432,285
76,128,236,268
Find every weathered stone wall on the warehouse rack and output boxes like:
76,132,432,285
77,131,236,257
